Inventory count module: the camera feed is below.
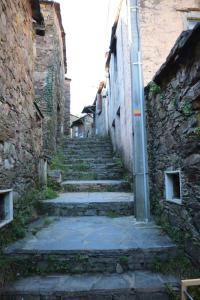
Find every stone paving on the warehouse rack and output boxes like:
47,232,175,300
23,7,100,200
5,217,175,252
43,192,134,204
3,271,179,300
3,138,180,299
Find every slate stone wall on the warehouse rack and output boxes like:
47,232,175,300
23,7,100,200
0,0,43,194
34,2,67,155
146,26,200,265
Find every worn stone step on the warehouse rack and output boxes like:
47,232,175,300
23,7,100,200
63,162,123,170
64,138,111,144
39,192,134,217
2,271,180,300
63,172,124,181
4,217,178,275
63,157,121,164
63,175,124,181
61,180,131,192
64,154,114,159
65,144,112,149
64,148,113,153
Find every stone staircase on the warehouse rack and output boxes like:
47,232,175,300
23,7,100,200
2,138,180,299
62,138,125,180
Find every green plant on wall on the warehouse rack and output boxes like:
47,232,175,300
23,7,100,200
181,101,193,116
159,93,166,102
148,81,161,98
194,127,200,135
50,147,66,171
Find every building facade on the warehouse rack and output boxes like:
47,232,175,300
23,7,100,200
0,0,44,194
0,0,70,228
34,1,68,155
71,115,94,138
104,0,200,172
100,0,200,262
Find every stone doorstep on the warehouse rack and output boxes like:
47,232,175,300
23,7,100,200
2,271,180,299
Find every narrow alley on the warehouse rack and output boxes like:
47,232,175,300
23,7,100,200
0,0,200,299
2,138,179,299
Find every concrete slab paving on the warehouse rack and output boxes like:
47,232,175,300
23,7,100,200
5,217,175,252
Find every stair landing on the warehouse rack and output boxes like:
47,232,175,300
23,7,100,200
5,217,175,252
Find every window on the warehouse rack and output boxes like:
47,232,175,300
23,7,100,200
165,171,182,204
187,18,200,30
0,189,13,228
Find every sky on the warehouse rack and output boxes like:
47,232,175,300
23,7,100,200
57,0,112,116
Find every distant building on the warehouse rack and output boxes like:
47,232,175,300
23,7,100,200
93,81,109,137
71,114,94,138
34,0,68,154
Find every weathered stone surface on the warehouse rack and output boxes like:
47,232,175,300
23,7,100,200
146,24,200,265
4,216,177,275
34,2,68,154
39,192,134,216
1,271,180,300
62,180,131,192
0,0,43,193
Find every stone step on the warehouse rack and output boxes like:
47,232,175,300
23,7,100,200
64,154,114,159
2,271,180,300
64,138,111,144
63,157,121,164
61,180,131,192
65,144,112,149
39,192,134,217
65,156,119,164
63,172,124,181
4,217,178,275
64,149,113,154
64,143,112,149
62,162,123,170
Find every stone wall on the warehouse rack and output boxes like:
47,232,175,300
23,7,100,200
34,1,67,155
106,0,133,171
146,25,200,265
140,0,200,85
0,0,43,194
